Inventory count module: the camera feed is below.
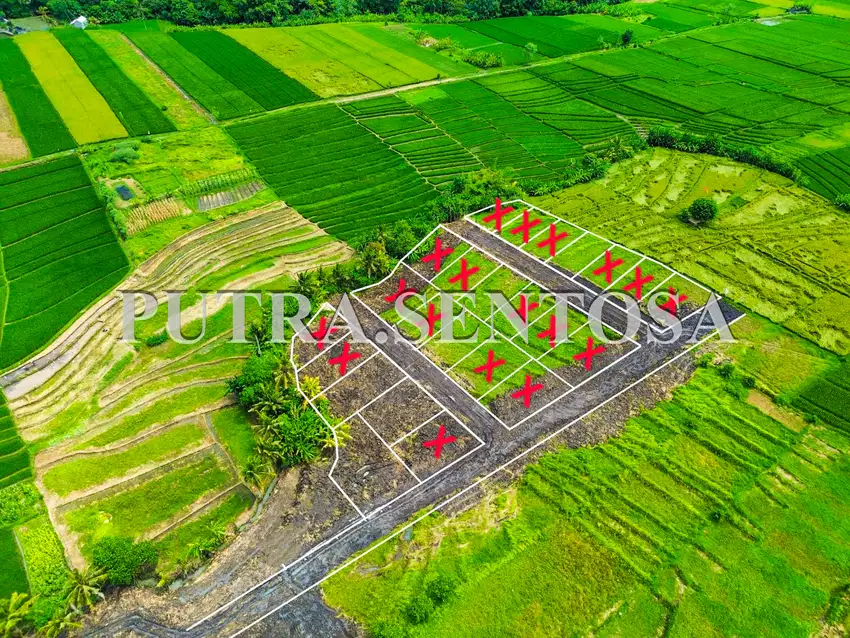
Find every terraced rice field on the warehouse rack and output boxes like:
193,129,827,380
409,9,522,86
0,392,30,490
15,32,127,145
343,96,483,187
53,28,175,137
0,39,75,157
3,201,351,569
228,105,438,238
0,155,129,370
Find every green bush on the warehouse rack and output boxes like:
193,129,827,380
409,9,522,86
425,572,458,604
404,593,434,624
835,193,850,210
462,50,503,68
680,197,718,225
91,536,158,586
144,330,169,348
109,146,140,164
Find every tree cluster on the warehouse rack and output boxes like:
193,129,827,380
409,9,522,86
1,0,628,27
647,125,805,184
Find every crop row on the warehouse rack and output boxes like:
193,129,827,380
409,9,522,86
228,105,436,239
347,96,483,187
171,30,316,111
125,30,262,120
0,397,29,490
0,39,75,157
0,156,129,370
54,28,175,137
16,32,128,145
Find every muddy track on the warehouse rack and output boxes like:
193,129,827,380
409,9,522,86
85,220,744,638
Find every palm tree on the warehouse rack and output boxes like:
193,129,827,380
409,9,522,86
1,592,36,638
242,455,271,487
64,567,107,612
41,609,82,638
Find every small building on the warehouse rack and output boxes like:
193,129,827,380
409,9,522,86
70,15,88,29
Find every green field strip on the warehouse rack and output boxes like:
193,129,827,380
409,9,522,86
0,39,75,157
87,29,208,131
16,31,128,145
0,527,28,597
227,27,381,98
347,24,475,78
124,29,262,120
171,30,316,111
285,26,416,88
53,28,175,137
410,23,541,66
64,453,233,549
228,105,436,239
0,155,129,370
43,421,208,497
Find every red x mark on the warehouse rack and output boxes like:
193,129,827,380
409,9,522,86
384,278,417,303
512,374,545,408
516,294,540,323
622,266,654,301
592,250,625,284
421,237,454,274
328,342,361,376
423,424,456,459
536,314,562,349
482,197,515,233
448,258,480,291
509,209,542,244
659,287,688,316
537,223,570,258
419,302,442,337
311,316,339,351
573,336,605,371
474,349,507,384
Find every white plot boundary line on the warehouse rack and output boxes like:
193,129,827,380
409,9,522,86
465,201,715,335
225,315,745,638
351,221,645,431
190,311,489,632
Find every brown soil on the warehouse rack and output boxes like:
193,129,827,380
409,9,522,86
0,90,28,164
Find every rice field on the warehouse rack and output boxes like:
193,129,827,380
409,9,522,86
15,32,127,145
169,30,316,110
86,29,209,130
124,28,262,120
227,104,437,238
464,15,669,57
53,28,175,137
0,39,75,157
0,155,129,370
227,27,381,98
534,148,850,354
325,366,850,637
